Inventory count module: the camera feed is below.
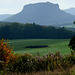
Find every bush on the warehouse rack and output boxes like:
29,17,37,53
0,39,15,64
68,36,75,52
0,38,16,73
7,52,75,73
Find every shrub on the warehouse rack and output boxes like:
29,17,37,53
68,36,75,52
0,38,16,70
7,52,75,73
8,53,35,73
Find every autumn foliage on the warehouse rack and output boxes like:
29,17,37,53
0,39,15,63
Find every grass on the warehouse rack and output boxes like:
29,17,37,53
8,39,71,56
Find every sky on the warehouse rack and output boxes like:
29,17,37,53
0,0,75,14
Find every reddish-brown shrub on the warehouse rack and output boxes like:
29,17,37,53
0,39,15,64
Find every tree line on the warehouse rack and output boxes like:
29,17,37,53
0,22,75,39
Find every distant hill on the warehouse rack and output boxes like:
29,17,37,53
3,2,75,25
0,14,12,21
64,8,75,16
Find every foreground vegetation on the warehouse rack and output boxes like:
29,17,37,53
0,51,75,75
0,39,75,75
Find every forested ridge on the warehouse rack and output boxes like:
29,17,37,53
0,22,75,39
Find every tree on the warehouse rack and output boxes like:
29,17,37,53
68,36,75,52
73,21,75,25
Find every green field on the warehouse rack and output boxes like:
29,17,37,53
61,25,75,28
8,39,71,56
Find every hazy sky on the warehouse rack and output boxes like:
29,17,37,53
0,0,75,14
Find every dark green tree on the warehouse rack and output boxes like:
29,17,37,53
73,21,75,25
68,36,75,52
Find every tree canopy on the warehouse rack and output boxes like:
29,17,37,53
68,36,75,52
0,22,75,39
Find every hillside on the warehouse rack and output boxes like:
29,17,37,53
64,8,75,15
3,2,75,25
0,14,12,21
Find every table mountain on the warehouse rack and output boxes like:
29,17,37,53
3,2,75,25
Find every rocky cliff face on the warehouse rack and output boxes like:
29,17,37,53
3,2,75,25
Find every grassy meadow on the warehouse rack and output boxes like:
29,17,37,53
8,39,71,56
